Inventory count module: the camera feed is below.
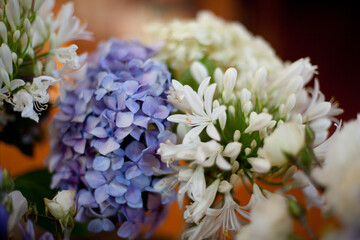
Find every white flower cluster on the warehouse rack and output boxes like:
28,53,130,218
147,11,282,78
0,0,91,122
155,54,341,238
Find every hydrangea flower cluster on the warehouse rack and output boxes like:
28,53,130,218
48,39,176,239
152,13,343,237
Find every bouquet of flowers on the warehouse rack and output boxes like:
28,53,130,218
1,2,360,240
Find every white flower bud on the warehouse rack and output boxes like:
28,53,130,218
245,147,251,156
176,123,190,144
264,122,305,167
0,68,10,88
285,93,296,112
245,112,273,133
34,60,43,76
233,130,241,141
218,180,233,193
20,33,28,51
11,52,17,64
228,105,235,116
24,18,31,35
223,67,237,102
27,47,34,59
243,101,253,116
240,88,251,105
286,76,303,94
13,30,20,42
44,190,76,220
0,43,13,74
190,61,208,84
6,0,21,31
232,162,240,173
251,67,267,91
0,22,7,43
223,142,242,161
212,99,220,108
251,140,257,149
219,111,227,130
17,57,23,65
230,173,239,185
248,157,271,173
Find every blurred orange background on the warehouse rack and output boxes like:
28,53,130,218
1,0,357,239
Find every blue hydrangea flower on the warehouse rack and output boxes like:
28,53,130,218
48,39,176,239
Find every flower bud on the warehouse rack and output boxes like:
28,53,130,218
264,122,305,167
0,43,13,74
0,22,7,43
248,157,271,173
233,130,241,141
23,18,31,36
214,67,224,92
13,30,20,42
44,190,75,220
223,67,237,102
190,61,208,84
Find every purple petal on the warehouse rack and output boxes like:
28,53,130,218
131,175,151,190
116,92,126,110
151,119,165,133
95,184,109,203
95,88,107,101
125,165,142,180
133,115,150,129
153,105,170,119
102,218,115,232
98,137,120,155
117,221,133,238
139,70,157,86
139,154,160,176
88,218,103,233
125,185,141,204
93,156,111,171
142,96,158,116
78,190,95,206
116,112,134,128
130,126,144,141
85,116,100,132
89,127,108,138
125,141,145,162
122,80,139,95
108,180,127,197
114,127,132,141
74,138,86,154
125,99,140,113
111,156,124,170
115,196,126,204
103,96,117,110
101,74,115,89
85,171,106,188
145,131,158,147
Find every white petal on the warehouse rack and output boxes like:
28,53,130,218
206,123,220,141
248,157,271,173
215,154,231,170
183,125,206,144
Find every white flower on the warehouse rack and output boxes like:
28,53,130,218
44,189,76,220
203,182,249,239
178,166,206,204
184,179,220,224
263,122,305,167
236,195,292,240
25,75,58,104
49,2,92,48
167,79,226,142
313,117,360,224
12,89,39,122
7,190,28,234
51,44,80,69
167,80,191,113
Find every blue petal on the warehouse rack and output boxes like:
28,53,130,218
116,112,134,128
131,175,151,190
125,141,144,162
125,185,141,204
142,96,158,116
93,156,111,171
108,180,127,197
98,137,120,155
117,221,133,238
133,115,150,129
102,218,115,232
125,99,140,113
88,218,103,233
125,165,142,180
85,171,106,188
95,185,109,203
111,156,124,170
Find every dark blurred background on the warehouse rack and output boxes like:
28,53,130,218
68,0,360,122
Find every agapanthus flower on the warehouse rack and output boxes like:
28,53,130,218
48,39,175,239
0,0,91,155
155,38,341,238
